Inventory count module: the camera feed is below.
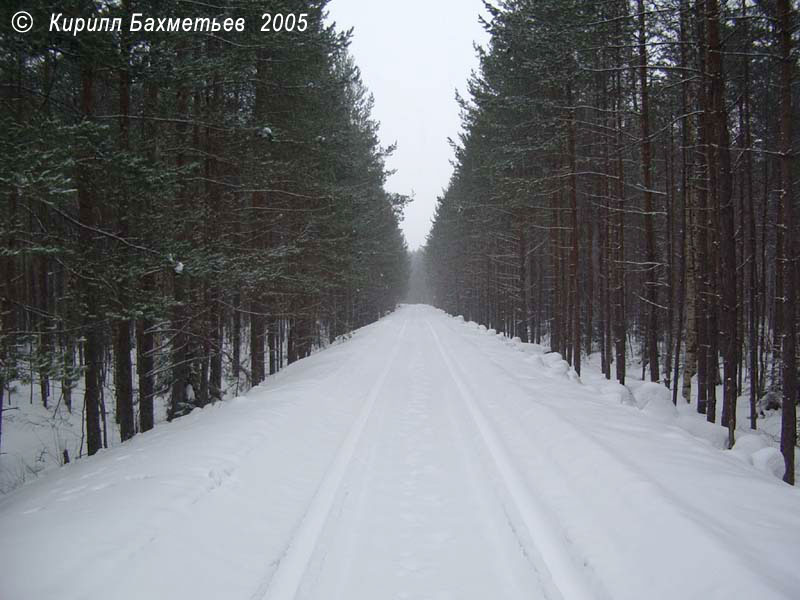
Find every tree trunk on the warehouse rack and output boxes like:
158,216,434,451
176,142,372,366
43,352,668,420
637,0,660,383
169,46,190,420
77,59,102,455
115,32,134,441
740,0,758,427
136,315,154,433
568,84,581,375
114,321,134,441
232,292,241,380
776,0,796,484
250,302,265,385
519,223,530,343
614,68,626,385
707,0,737,447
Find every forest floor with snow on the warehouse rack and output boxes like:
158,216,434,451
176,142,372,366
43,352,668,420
1,304,799,600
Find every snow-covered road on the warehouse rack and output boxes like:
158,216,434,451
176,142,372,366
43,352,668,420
2,305,799,600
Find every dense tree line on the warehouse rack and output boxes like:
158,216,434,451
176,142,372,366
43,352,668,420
0,0,409,457
426,0,798,482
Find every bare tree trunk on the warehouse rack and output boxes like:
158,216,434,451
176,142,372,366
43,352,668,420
136,315,154,433
114,321,134,441
137,76,158,433
707,0,737,447
77,59,102,455
637,0,660,383
677,1,693,404
568,85,581,375
585,215,594,357
665,128,675,390
519,222,530,342
695,0,710,416
250,301,265,385
740,0,758,428
268,315,277,375
169,46,190,420
776,0,796,484
115,30,134,440
232,292,241,380
614,68,626,385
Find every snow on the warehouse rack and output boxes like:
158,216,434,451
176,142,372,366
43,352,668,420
634,381,679,420
732,432,769,458
1,305,799,600
597,380,637,407
752,447,786,479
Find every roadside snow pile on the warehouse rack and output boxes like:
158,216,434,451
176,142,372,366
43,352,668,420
447,311,794,483
729,433,783,477
542,352,568,376
752,447,786,479
731,432,768,459
598,380,637,407
675,412,730,449
540,352,581,382
634,382,678,421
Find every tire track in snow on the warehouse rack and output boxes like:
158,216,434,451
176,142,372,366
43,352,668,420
253,318,408,600
426,320,601,600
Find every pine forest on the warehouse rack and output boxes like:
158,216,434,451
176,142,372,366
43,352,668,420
426,0,799,483
1,0,409,459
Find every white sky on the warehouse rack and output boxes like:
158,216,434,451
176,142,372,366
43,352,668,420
326,0,490,250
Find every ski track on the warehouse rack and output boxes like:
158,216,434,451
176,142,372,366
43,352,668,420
2,305,800,600
426,320,599,600
450,322,788,591
436,312,799,599
253,319,408,600
292,316,550,600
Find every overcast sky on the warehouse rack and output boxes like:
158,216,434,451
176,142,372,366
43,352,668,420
326,0,490,250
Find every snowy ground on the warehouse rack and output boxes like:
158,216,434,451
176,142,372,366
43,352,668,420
1,304,799,600
0,381,170,494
